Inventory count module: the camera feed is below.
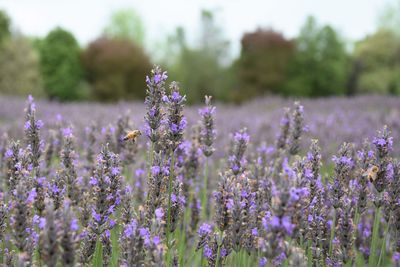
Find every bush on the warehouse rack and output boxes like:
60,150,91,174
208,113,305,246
354,29,400,94
0,35,43,97
81,37,152,101
38,27,83,101
235,29,294,101
284,17,349,97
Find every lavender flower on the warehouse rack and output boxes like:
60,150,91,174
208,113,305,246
166,81,186,151
39,200,58,266
144,66,168,151
289,101,304,155
228,128,250,175
24,95,43,169
199,95,216,157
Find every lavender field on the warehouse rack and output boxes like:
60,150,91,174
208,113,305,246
0,67,400,267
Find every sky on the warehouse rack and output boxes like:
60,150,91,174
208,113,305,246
0,0,394,56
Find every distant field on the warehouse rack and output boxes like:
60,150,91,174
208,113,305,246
1,94,399,159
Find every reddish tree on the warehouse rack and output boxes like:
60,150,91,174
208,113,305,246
235,29,294,100
82,37,152,101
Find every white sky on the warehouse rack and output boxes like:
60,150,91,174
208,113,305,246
0,0,393,56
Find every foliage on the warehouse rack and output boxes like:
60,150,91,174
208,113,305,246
103,8,145,46
234,29,294,101
81,37,152,101
166,10,231,103
378,0,400,36
0,9,10,45
0,35,43,97
284,16,349,97
38,27,83,101
354,29,400,94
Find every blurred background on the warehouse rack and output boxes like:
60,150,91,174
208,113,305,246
0,0,399,103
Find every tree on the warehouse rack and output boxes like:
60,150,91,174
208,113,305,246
235,29,294,101
103,9,145,46
354,29,400,94
81,37,152,101
166,10,231,103
378,1,400,36
0,35,43,97
284,16,348,96
38,27,83,100
0,10,10,45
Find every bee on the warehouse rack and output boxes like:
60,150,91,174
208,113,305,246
123,130,141,143
365,165,379,183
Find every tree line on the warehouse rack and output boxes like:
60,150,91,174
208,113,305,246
0,5,399,103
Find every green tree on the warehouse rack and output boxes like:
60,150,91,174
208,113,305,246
0,10,10,45
81,37,152,101
235,29,294,101
354,29,400,94
103,9,145,46
285,16,348,96
166,10,231,103
378,1,400,36
38,27,83,100
0,35,43,97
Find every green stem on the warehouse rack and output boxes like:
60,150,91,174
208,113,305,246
215,230,223,267
92,238,103,267
307,239,312,267
145,142,155,203
329,209,336,257
368,206,381,267
200,248,205,267
166,150,176,267
201,157,209,220
180,191,194,265
377,217,390,267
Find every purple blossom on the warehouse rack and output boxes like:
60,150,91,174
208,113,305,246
51,184,60,194
26,188,37,204
171,91,182,101
234,131,250,143
36,176,46,186
332,155,353,166
171,193,177,203
281,216,294,235
199,106,216,116
251,228,258,236
162,95,169,103
24,121,31,130
226,198,234,210
153,71,168,84
393,252,400,262
198,223,212,237
151,166,161,176
4,149,13,159
153,235,161,246
62,127,73,138
36,120,44,129
135,168,145,176
220,248,228,257
123,220,138,238
259,257,268,267
204,244,213,258
92,210,101,222
39,218,46,229
89,177,98,186
71,218,79,231
111,167,120,176
155,208,164,220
